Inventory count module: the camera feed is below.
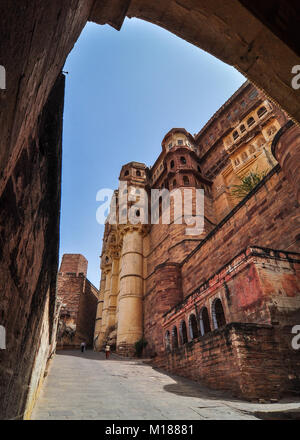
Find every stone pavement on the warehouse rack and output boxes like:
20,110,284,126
31,350,300,420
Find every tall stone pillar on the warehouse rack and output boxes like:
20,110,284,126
107,256,120,329
93,273,106,351
117,226,145,356
272,121,300,203
101,266,112,341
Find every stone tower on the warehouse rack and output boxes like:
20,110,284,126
57,254,98,349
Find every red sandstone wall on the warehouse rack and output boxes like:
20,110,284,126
57,267,98,349
181,167,300,297
144,263,183,356
144,166,300,355
0,75,64,420
152,323,300,400
0,0,94,197
59,254,88,276
57,274,84,321
76,280,98,347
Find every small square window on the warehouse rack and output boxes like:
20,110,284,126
233,131,239,140
178,139,183,145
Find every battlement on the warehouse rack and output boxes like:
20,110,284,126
59,254,88,277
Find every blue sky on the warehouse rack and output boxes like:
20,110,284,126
60,18,245,287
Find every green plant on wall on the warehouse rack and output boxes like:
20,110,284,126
230,169,269,200
135,337,148,358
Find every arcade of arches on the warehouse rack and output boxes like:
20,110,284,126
0,0,300,420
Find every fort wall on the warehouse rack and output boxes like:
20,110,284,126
57,255,98,349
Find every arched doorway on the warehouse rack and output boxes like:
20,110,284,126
212,298,226,329
165,330,171,352
189,314,199,339
180,320,188,345
172,326,178,349
199,307,211,336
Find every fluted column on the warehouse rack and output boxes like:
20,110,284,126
94,274,106,350
117,226,145,356
272,121,300,203
101,267,112,339
107,256,120,329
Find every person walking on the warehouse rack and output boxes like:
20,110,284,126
80,341,86,353
105,344,111,359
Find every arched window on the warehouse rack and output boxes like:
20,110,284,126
136,170,141,177
180,320,188,345
212,298,226,329
180,156,186,165
183,176,189,186
199,307,211,335
124,170,129,176
165,331,171,351
240,124,246,133
173,179,177,188
170,160,174,169
189,314,199,339
247,117,255,127
257,106,267,118
172,326,178,349
233,131,239,140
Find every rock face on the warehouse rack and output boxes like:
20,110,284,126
0,0,300,420
0,74,64,420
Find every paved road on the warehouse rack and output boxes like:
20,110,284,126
31,350,300,420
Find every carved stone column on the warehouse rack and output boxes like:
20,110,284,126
116,225,146,356
101,265,112,342
107,254,120,330
94,273,106,351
